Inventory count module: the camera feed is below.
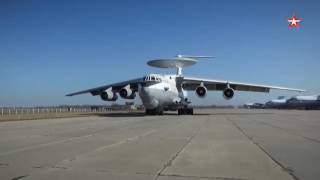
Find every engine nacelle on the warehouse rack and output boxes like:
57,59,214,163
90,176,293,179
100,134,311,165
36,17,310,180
100,89,118,101
196,86,207,98
223,88,234,100
119,85,136,99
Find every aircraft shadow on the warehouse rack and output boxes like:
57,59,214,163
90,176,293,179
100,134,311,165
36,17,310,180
94,111,273,117
94,112,213,117
96,112,146,117
206,112,274,116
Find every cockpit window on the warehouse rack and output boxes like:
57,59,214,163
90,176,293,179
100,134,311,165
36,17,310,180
144,75,161,82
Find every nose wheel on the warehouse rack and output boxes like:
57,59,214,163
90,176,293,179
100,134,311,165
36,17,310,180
178,107,194,115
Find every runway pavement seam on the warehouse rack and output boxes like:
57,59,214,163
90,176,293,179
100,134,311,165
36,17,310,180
226,117,300,180
94,167,154,176
2,110,318,180
0,117,153,157
253,116,320,144
158,173,248,180
0,117,158,179
153,118,209,180
0,133,95,157
21,124,159,179
94,129,157,152
29,116,190,178
41,129,157,168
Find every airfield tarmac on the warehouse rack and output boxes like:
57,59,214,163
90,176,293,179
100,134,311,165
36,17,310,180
0,109,319,180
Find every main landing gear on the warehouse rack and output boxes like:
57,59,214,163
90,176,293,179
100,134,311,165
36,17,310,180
177,107,194,115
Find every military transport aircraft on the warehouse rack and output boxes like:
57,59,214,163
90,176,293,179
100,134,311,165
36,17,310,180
67,55,305,115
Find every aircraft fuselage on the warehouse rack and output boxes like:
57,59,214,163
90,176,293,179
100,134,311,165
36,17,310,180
138,74,187,112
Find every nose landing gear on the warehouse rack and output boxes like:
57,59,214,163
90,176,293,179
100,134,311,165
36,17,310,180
178,107,194,115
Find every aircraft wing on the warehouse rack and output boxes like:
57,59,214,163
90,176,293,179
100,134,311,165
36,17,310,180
66,77,144,96
181,76,305,93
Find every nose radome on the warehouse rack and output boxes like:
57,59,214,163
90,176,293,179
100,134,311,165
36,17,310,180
139,88,159,109
140,86,151,95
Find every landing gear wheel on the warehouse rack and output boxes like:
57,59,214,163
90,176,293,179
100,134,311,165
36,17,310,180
145,108,164,115
145,109,149,115
145,109,155,115
158,110,164,115
178,107,194,115
187,108,194,115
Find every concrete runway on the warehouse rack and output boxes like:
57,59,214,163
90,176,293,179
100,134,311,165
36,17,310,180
0,109,319,180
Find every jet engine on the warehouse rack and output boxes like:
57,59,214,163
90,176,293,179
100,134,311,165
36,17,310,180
223,88,234,100
100,89,118,101
119,85,136,99
196,85,207,98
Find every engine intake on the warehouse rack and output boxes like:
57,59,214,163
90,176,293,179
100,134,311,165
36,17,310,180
223,88,234,100
196,86,207,98
119,85,136,99
100,89,118,101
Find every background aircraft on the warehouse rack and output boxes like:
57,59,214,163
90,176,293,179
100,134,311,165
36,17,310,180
265,97,288,109
286,95,320,109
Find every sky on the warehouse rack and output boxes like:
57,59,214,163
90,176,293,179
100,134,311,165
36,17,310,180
1,0,319,106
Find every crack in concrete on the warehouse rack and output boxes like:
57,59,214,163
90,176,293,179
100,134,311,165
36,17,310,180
11,175,28,180
153,118,209,180
51,166,68,170
0,117,152,157
95,168,153,176
94,129,156,152
226,117,300,180
32,166,44,169
252,117,320,144
160,173,248,180
0,162,9,167
0,133,94,157
135,171,153,175
23,129,157,179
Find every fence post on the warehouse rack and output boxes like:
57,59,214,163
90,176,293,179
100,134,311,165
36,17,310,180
1,108,3,116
